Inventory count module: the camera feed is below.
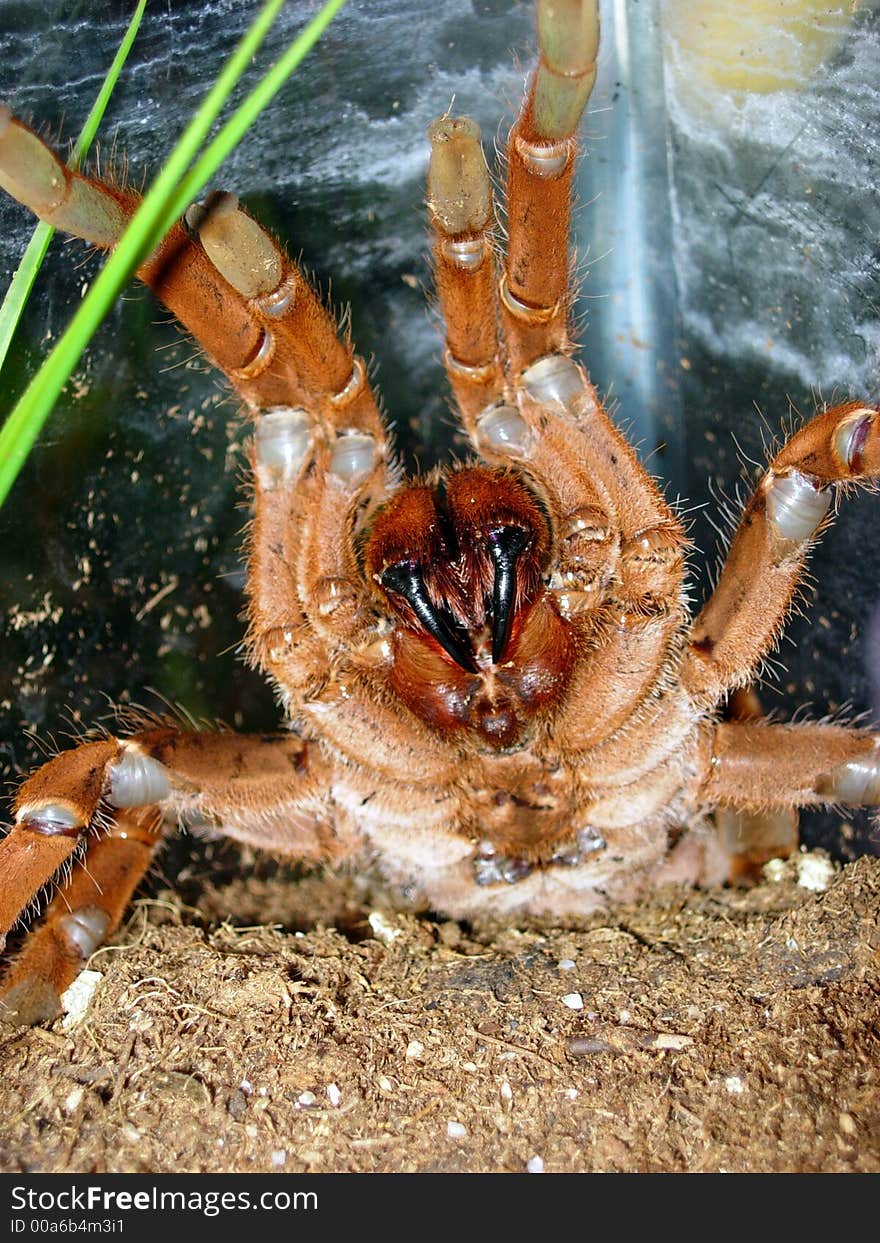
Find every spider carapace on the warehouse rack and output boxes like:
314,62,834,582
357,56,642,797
0,0,878,1024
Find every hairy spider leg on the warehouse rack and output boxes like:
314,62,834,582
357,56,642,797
0,109,386,427
428,116,507,420
678,401,880,870
712,686,798,882
0,729,350,1019
701,719,880,871
684,400,880,703
0,807,163,1026
500,0,599,374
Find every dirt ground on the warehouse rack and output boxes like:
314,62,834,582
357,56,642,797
0,847,877,1174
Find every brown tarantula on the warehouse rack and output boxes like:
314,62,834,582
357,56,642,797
0,0,878,1025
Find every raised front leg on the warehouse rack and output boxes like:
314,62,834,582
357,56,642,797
501,0,599,372
425,0,601,419
0,112,385,427
683,401,880,703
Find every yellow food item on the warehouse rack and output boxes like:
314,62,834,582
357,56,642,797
664,0,858,95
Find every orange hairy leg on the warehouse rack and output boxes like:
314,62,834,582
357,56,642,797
703,721,880,811
0,112,384,430
0,808,164,1026
684,401,880,702
0,740,121,946
427,117,506,421
500,0,599,371
0,728,345,1007
712,686,798,882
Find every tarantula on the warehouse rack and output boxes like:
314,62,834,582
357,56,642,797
0,0,878,1025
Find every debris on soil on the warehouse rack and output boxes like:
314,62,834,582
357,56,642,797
1,850,877,1173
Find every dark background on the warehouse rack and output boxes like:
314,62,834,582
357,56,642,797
0,0,877,859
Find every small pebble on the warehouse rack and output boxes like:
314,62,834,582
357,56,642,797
64,1087,84,1115
326,1083,341,1107
562,992,584,1010
271,1150,287,1167
60,970,103,1031
763,858,787,883
558,959,576,971
447,1121,467,1139
652,1033,693,1050
796,851,835,892
526,1156,545,1174
368,911,403,944
405,1040,425,1060
725,1076,745,1095
296,1090,317,1109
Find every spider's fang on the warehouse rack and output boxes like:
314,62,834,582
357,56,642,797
381,562,478,674
488,525,530,664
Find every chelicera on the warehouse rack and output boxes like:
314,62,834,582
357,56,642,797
1,0,878,1025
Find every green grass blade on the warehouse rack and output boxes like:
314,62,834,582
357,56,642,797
0,0,347,510
0,226,54,373
0,0,148,377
